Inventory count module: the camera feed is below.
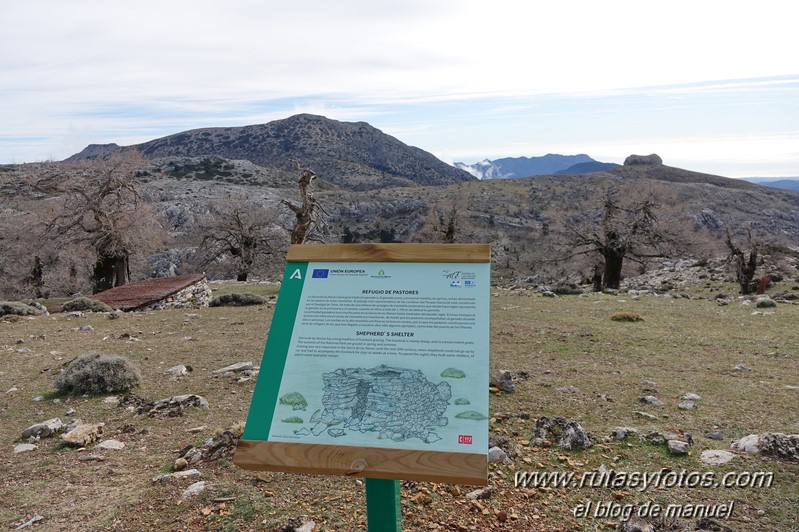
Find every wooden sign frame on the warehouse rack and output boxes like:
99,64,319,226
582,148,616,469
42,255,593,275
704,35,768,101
234,243,490,485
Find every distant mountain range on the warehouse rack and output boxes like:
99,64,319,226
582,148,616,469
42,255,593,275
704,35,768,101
454,154,620,179
741,177,799,192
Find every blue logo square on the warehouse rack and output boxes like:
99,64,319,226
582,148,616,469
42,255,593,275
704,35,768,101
312,269,329,278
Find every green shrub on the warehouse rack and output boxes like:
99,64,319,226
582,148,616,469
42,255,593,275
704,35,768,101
0,301,43,317
55,353,141,395
209,292,266,307
62,297,113,313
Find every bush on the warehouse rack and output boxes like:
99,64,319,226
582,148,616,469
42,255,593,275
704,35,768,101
610,312,643,322
55,353,141,395
0,301,44,317
62,297,113,313
209,292,266,307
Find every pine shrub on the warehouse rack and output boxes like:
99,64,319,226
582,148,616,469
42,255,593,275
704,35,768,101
209,292,266,307
62,297,113,313
0,301,43,317
55,353,141,395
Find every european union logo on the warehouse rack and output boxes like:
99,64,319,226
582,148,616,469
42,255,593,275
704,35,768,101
312,269,329,278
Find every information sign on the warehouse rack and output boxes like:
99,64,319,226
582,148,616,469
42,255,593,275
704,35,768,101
234,243,490,484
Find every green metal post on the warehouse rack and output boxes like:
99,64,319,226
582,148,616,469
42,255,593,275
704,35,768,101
365,478,402,532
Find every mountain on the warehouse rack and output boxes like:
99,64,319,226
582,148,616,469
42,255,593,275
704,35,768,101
454,154,601,179
66,114,476,191
555,161,620,174
741,177,799,192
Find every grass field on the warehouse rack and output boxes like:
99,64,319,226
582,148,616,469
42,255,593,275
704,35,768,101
1,283,798,531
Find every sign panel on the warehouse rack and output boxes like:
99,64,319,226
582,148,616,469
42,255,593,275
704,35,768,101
234,244,490,484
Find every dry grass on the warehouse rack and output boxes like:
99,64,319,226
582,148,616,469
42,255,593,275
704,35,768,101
1,283,797,531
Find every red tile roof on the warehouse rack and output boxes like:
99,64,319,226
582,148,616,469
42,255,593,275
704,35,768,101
92,274,206,311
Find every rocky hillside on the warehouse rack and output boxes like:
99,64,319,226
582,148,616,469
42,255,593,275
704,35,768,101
67,114,475,191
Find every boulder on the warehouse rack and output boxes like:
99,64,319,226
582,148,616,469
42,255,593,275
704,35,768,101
61,422,104,447
623,154,663,166
489,370,515,393
532,416,593,450
21,418,64,439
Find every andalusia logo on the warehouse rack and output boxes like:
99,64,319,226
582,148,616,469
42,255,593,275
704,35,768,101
370,268,391,279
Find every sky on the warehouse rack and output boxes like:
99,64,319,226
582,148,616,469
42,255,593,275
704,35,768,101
1,0,797,177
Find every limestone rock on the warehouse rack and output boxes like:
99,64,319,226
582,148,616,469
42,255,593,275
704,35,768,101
181,480,206,499
488,446,510,463
678,400,697,410
699,450,735,465
61,422,104,447
152,469,202,482
640,395,664,406
147,394,209,416
667,440,690,455
680,392,702,401
21,418,64,439
532,416,593,450
212,361,253,374
489,370,515,393
14,443,38,453
730,434,761,454
96,439,125,450
465,486,493,500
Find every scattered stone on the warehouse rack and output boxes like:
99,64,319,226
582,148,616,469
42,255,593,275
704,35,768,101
489,370,515,392
61,423,104,447
488,434,521,458
96,439,125,450
640,395,664,406
277,515,317,532
187,426,207,433
21,418,64,439
165,365,192,379
635,411,657,420
555,385,579,394
532,416,593,450
681,392,702,401
667,440,690,455
705,431,724,440
152,469,202,482
147,394,209,417
173,457,189,471
14,515,44,530
64,418,82,433
678,400,697,410
212,361,254,374
181,480,206,499
541,290,556,298
65,408,75,415
785,385,799,390
465,486,493,500
611,427,639,441
488,446,510,463
733,364,753,372
699,450,735,465
14,443,38,453
179,430,238,465
102,396,120,404
79,325,94,332
758,433,799,461
730,434,761,454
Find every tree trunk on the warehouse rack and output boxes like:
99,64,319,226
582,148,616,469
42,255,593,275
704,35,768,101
602,249,625,290
93,254,130,293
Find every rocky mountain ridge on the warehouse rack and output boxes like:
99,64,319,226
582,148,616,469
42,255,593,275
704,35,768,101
67,114,475,191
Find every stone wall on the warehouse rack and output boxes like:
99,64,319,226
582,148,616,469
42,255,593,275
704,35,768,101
141,279,213,311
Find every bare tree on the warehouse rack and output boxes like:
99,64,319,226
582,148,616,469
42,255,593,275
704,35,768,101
725,228,759,294
282,163,325,244
196,200,283,281
563,188,672,290
36,151,164,293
